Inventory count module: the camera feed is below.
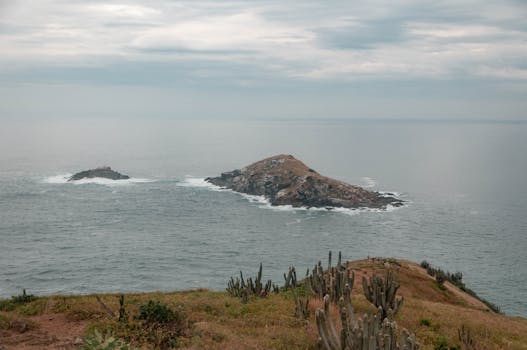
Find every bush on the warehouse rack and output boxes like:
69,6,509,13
138,300,182,325
0,300,16,311
11,289,36,304
0,289,37,312
135,300,187,349
434,335,459,350
420,318,432,327
420,260,431,270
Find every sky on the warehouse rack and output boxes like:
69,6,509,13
1,0,526,120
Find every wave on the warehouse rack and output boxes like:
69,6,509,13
43,174,73,184
176,177,225,191
361,176,377,188
43,173,154,186
378,191,402,198
180,177,405,216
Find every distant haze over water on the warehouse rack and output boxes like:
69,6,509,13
0,119,526,316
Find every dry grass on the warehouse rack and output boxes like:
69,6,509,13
1,259,526,349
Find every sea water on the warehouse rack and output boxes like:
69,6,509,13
0,119,526,316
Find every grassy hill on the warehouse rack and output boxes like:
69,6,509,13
1,258,526,349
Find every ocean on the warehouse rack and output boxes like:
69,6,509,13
0,119,526,316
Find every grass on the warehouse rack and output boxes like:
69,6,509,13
1,259,526,349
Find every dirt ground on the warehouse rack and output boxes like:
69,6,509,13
0,313,87,350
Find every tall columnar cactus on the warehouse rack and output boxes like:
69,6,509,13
310,260,327,298
316,286,419,350
247,263,273,296
284,266,298,290
330,254,355,304
226,271,245,297
362,269,403,320
309,251,355,303
291,271,311,319
226,263,273,301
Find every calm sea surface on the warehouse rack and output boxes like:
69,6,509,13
0,119,526,316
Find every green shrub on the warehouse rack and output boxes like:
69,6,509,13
420,318,432,327
0,299,15,311
138,300,182,324
81,329,137,350
135,300,187,349
11,289,36,304
0,289,37,311
434,335,459,350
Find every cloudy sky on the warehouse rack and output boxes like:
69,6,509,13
1,0,526,120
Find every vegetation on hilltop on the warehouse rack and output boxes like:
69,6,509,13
1,256,526,349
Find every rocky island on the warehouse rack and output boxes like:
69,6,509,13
68,166,130,181
206,154,402,209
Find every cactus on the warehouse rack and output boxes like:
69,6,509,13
309,251,355,304
291,269,311,319
226,271,245,298
330,253,355,304
458,325,475,350
226,263,273,302
118,294,127,323
316,287,419,350
246,263,273,296
284,266,298,290
310,260,327,298
362,269,403,320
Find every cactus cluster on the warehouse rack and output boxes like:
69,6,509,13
309,251,355,304
284,266,298,290
420,260,500,313
226,263,274,302
362,269,403,320
295,270,311,319
316,285,419,350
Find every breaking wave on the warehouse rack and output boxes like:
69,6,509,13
179,177,405,216
361,177,377,188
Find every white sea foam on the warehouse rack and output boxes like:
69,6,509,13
177,177,226,191
181,177,405,215
378,191,402,197
43,173,154,186
361,176,377,188
43,174,72,184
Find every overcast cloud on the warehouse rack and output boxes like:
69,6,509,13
1,0,526,120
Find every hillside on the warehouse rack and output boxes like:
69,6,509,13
1,258,526,349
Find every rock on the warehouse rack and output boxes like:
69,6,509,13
68,167,130,181
10,318,33,333
206,154,403,209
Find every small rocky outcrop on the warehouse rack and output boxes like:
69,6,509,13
206,155,402,209
68,167,130,181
